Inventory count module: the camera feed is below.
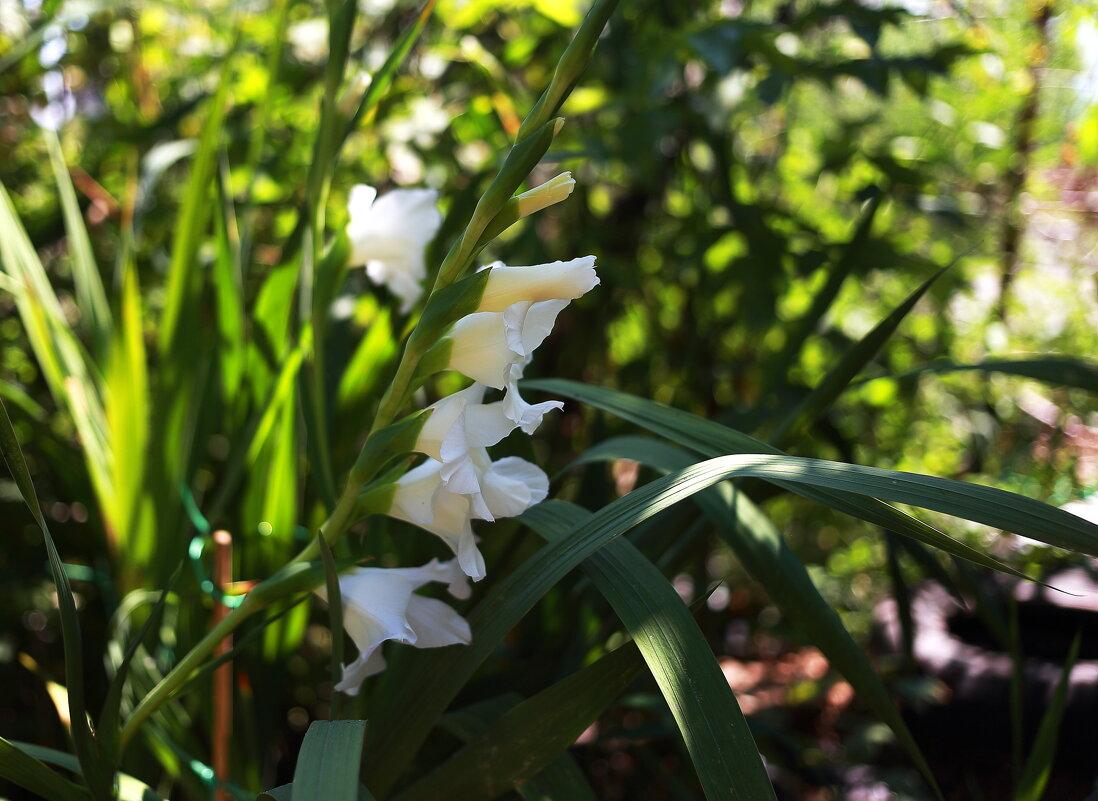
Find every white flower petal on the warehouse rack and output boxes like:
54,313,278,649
463,400,521,447
318,559,472,694
446,312,517,388
416,384,487,462
403,595,473,648
390,459,445,526
478,457,549,520
518,299,570,356
477,255,598,313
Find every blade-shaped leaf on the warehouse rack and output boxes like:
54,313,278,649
9,740,167,801
763,191,882,394
1013,633,1081,801
438,695,599,801
392,644,642,801
0,399,109,799
158,54,234,356
291,720,370,801
45,130,112,354
524,379,1066,575
770,265,948,446
882,357,1098,392
0,737,90,801
98,567,181,764
566,436,938,793
524,500,778,801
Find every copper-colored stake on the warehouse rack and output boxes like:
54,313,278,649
212,530,233,801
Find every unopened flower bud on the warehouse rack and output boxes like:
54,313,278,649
515,172,576,219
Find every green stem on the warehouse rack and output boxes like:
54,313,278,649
121,479,362,750
119,596,258,750
293,478,362,564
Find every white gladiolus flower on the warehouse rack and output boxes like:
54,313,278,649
475,256,598,313
446,299,570,389
390,459,484,579
315,559,471,695
346,184,441,313
389,455,549,580
416,383,561,492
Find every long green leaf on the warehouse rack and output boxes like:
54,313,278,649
97,567,181,765
763,191,882,394
392,644,642,801
1014,633,1081,801
770,265,947,446
9,740,167,801
437,695,599,801
882,357,1098,392
363,449,1098,795
567,436,938,794
291,720,370,801
45,130,112,355
524,379,1056,575
343,0,437,136
0,399,109,799
525,500,778,801
0,184,111,503
0,738,90,801
158,54,234,355
317,534,346,720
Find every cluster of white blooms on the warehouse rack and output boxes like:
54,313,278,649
391,255,598,580
327,178,596,692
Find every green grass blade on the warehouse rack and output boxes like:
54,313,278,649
158,54,234,356
104,258,153,569
763,191,882,394
45,130,112,356
770,265,947,446
527,379,1058,576
317,533,346,719
524,500,778,801
0,737,91,801
213,162,248,408
343,0,436,136
365,431,1095,794
10,740,167,801
1013,633,1081,801
882,357,1098,392
0,183,111,500
0,399,109,799
438,695,599,801
291,720,370,801
97,567,181,765
362,451,971,794
565,437,939,795
392,644,642,801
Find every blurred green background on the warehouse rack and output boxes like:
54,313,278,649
3,0,1098,798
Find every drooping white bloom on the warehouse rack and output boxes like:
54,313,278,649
389,455,549,580
346,184,441,313
315,559,471,695
475,256,598,313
